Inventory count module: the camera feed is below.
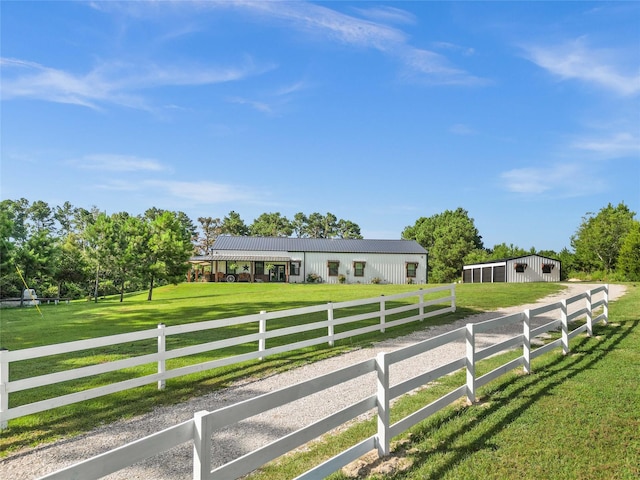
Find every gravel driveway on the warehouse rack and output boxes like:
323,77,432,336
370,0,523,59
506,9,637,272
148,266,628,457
0,283,626,480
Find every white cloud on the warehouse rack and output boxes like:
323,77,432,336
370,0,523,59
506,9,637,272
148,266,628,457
0,56,271,110
501,163,606,197
71,154,168,172
352,6,417,26
145,180,262,205
523,37,640,96
571,131,640,159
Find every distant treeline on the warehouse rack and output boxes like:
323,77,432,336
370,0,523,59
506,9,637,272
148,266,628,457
1,199,638,301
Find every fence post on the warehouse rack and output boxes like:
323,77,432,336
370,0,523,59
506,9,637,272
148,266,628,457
157,324,166,390
419,288,424,321
603,284,609,325
561,299,569,355
585,290,593,336
451,283,456,312
259,310,267,360
327,303,335,347
193,410,212,480
465,323,475,404
380,295,386,333
523,309,531,374
0,348,8,430
375,352,390,457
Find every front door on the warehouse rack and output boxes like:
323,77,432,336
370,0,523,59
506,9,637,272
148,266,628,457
275,265,286,282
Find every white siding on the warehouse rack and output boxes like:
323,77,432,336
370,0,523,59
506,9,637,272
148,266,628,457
301,252,427,285
505,255,561,283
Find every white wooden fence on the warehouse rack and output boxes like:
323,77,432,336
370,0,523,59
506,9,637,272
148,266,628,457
0,285,455,429
36,285,608,480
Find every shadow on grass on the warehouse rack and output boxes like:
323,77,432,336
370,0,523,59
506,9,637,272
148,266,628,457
0,305,483,455
390,320,638,479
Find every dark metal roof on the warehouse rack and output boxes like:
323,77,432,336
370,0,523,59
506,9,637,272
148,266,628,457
211,236,427,255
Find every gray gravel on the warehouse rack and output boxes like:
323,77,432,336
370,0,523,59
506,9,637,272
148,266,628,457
0,283,626,480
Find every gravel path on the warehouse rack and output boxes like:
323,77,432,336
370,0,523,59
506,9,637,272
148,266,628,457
1,283,626,480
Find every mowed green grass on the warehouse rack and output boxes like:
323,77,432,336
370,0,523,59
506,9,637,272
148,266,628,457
249,283,639,480
0,281,567,454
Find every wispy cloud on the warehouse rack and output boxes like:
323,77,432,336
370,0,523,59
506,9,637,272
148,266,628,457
200,1,484,86
0,56,271,110
70,154,168,172
145,180,263,205
522,37,640,96
351,5,417,26
501,163,606,197
227,96,273,114
571,131,640,159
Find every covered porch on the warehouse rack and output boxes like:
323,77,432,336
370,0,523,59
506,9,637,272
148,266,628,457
187,254,292,283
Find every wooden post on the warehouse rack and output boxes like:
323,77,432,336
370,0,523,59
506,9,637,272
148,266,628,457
259,311,267,360
376,352,390,457
0,348,8,429
419,288,424,320
523,309,531,374
561,299,569,355
193,410,212,480
380,295,386,333
157,324,166,390
466,323,476,404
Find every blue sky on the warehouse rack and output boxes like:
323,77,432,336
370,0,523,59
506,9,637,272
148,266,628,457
1,1,639,252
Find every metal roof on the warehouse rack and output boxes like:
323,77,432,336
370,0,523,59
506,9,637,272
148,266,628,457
190,254,292,264
211,236,427,255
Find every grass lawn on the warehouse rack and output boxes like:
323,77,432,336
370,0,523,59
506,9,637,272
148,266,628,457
0,281,580,456
248,283,639,480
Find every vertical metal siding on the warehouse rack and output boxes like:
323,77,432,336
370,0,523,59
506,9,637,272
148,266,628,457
506,255,561,283
304,252,427,284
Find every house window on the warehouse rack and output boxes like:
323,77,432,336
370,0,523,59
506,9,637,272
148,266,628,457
328,261,339,277
542,264,554,274
515,263,527,273
255,262,264,275
406,262,418,278
291,261,301,276
353,261,365,277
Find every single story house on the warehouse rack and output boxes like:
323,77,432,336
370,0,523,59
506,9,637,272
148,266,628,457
462,254,561,283
189,236,428,284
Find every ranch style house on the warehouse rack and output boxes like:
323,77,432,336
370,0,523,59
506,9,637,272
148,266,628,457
463,254,562,283
188,236,428,284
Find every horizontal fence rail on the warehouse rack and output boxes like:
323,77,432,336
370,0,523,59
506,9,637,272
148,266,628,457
35,285,609,480
0,285,456,428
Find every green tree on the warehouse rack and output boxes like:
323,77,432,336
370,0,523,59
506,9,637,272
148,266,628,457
403,208,483,283
617,220,640,281
0,209,17,297
336,219,362,239
556,247,575,281
221,210,249,236
292,212,308,238
54,233,92,298
143,211,192,301
571,202,636,273
250,212,293,237
490,243,528,260
197,216,222,255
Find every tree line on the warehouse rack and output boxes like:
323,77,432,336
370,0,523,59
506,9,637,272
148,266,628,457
401,204,639,283
0,200,362,301
1,199,637,302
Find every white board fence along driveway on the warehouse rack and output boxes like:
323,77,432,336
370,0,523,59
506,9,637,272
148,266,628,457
0,285,456,428
35,285,610,480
